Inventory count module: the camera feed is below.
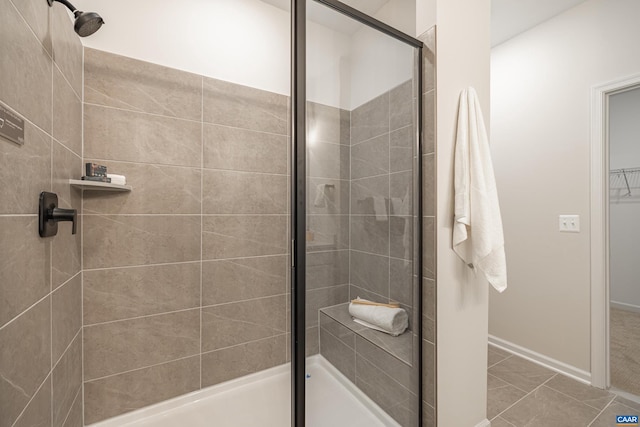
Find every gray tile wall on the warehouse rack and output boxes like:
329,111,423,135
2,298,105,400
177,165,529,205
420,27,437,427
305,101,352,355
319,313,418,426
349,81,416,327
82,49,289,423
0,1,84,427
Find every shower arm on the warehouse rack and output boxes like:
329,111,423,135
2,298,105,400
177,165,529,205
47,0,82,17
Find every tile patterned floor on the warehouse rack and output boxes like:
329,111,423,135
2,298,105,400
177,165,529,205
610,308,640,396
487,345,640,426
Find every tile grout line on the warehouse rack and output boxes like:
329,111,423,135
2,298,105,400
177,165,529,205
83,102,290,138
491,373,559,421
200,75,204,391
84,354,201,384
84,333,290,386
586,398,617,427
59,386,82,427
83,292,290,328
50,18,55,427
9,372,52,427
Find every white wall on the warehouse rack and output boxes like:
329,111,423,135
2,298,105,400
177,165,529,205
416,0,492,425
76,0,415,110
490,0,640,373
609,88,640,310
349,24,414,108
76,0,292,95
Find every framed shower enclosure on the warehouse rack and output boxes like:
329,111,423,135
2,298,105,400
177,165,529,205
291,0,425,425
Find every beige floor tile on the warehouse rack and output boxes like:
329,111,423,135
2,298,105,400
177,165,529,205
545,375,615,410
610,308,640,396
488,355,556,392
589,401,639,427
501,386,599,427
487,374,527,419
489,347,512,367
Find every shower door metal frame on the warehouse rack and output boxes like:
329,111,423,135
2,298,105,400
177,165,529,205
290,1,425,425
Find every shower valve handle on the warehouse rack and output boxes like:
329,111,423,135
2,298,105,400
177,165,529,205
39,192,77,237
50,207,77,234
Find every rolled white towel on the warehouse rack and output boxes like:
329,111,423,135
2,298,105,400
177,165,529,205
348,299,408,336
106,174,126,185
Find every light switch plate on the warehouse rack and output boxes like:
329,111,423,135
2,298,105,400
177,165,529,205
559,215,580,232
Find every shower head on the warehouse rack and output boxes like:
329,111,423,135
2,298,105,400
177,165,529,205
47,0,104,37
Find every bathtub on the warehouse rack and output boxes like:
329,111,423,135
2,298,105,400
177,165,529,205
90,355,400,427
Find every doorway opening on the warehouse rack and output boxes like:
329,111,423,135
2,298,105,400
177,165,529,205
590,74,640,403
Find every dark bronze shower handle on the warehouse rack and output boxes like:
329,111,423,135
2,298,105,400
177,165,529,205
39,191,77,237
50,207,77,234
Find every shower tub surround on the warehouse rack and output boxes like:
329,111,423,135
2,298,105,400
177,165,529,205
82,48,290,424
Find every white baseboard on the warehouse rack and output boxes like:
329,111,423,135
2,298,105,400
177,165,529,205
611,300,640,314
488,335,592,385
475,419,491,427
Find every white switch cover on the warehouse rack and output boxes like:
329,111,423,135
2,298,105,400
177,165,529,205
559,215,580,232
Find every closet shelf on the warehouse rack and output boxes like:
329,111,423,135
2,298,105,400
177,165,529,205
69,179,132,192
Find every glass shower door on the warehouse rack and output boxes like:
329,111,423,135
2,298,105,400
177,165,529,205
299,1,423,425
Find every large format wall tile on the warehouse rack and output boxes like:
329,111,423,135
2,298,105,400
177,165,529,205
320,326,356,381
0,216,50,328
0,0,52,132
52,141,82,289
12,375,51,427
84,309,200,381
202,215,287,259
84,48,203,121
0,298,51,427
62,390,82,427
351,175,389,215
83,215,201,269
351,134,390,179
84,263,201,325
423,90,435,154
202,295,286,352
306,285,349,327
203,77,288,135
308,102,350,144
203,170,287,214
306,250,349,290
9,0,51,53
50,5,83,97
53,67,82,156
83,161,202,215
308,141,350,180
350,250,389,298
84,104,202,167
84,356,200,424
52,274,82,364
351,215,389,256
351,92,389,144
308,178,349,215
201,335,286,387
390,126,414,173
356,355,415,426
307,215,349,250
52,335,82,427
204,124,288,174
0,122,51,215
202,256,286,306
390,80,414,132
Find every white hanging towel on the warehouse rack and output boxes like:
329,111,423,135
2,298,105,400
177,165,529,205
453,88,507,292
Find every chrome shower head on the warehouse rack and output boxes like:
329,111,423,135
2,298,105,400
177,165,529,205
47,0,105,37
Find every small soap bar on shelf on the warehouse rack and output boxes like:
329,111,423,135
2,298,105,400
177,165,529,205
85,162,107,177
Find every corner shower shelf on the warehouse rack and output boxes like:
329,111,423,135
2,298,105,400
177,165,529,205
69,179,132,192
